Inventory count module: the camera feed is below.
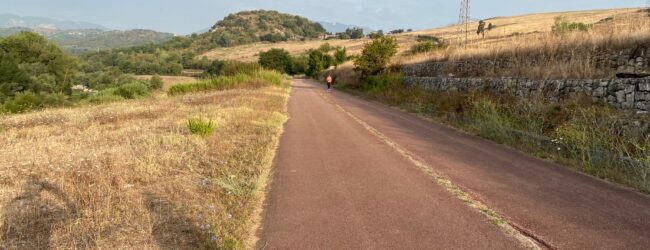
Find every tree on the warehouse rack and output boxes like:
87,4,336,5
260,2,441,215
354,36,398,78
306,49,324,77
0,31,78,95
0,31,63,64
368,30,384,39
258,48,293,74
477,20,486,38
306,49,335,77
47,54,78,93
339,27,364,39
337,32,351,40
0,50,29,100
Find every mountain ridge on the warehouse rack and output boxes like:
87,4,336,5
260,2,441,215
0,27,174,53
0,13,109,30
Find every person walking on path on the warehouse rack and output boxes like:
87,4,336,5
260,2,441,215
326,75,333,91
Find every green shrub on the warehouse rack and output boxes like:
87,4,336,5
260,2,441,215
114,82,150,99
149,75,164,90
0,92,71,113
188,118,215,136
290,55,309,75
205,60,226,77
552,16,592,35
409,41,435,54
354,36,398,78
2,92,42,113
259,48,292,74
363,73,403,93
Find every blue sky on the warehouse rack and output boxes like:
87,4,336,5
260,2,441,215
2,0,646,34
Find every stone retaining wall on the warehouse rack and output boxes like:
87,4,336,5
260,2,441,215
404,76,650,113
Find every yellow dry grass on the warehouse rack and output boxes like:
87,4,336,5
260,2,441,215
0,84,290,249
408,8,640,48
200,33,416,62
201,8,646,65
400,8,650,64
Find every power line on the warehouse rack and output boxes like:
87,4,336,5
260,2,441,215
458,0,471,47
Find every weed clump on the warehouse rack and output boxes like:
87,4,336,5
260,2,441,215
188,118,215,136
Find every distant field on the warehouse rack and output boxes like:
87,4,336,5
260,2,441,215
200,8,645,64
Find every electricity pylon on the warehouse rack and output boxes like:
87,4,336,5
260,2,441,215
458,0,471,47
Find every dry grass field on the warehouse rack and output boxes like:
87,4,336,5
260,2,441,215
201,8,648,76
400,8,650,63
199,31,421,62
0,81,289,248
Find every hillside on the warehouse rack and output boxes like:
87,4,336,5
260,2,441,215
191,10,326,50
0,28,175,53
200,8,647,62
49,29,175,53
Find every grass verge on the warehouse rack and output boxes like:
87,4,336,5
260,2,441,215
168,70,286,96
0,77,290,248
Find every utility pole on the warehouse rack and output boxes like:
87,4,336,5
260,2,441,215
458,0,471,47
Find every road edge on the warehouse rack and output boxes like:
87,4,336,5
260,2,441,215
244,85,292,250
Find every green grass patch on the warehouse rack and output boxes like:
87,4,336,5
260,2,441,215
188,118,215,136
168,69,286,96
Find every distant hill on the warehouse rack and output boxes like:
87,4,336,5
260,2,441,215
0,13,108,31
318,21,374,34
49,29,175,53
192,10,326,49
0,28,174,53
0,27,30,37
